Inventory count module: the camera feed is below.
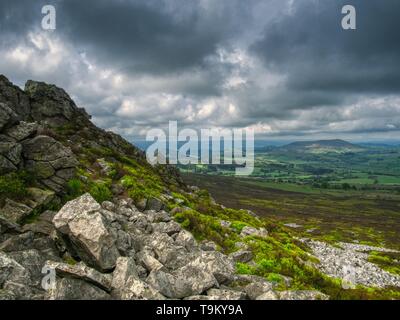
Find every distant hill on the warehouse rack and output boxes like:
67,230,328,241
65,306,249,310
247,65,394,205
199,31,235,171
278,139,364,153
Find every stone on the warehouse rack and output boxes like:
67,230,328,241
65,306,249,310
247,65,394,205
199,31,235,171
240,226,268,238
0,154,17,174
47,277,111,300
111,257,138,292
0,251,33,299
6,121,38,141
230,250,253,263
8,249,48,287
44,261,112,292
25,160,55,179
244,278,275,300
278,290,329,300
137,251,164,273
152,221,181,236
120,276,165,300
175,230,197,251
52,193,120,272
0,199,32,224
0,142,22,165
102,201,116,212
22,135,72,162
206,288,246,300
255,291,279,300
186,251,235,285
27,188,55,209
145,197,164,212
146,266,217,299
200,240,218,251
135,198,147,212
0,102,19,131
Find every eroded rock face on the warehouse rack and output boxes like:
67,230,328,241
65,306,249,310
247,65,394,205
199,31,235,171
52,194,120,272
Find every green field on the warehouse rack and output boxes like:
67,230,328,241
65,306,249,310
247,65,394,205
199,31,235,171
183,173,400,250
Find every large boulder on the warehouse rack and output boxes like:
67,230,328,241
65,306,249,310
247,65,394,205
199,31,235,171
52,193,120,272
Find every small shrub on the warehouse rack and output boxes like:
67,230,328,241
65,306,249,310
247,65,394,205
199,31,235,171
89,183,112,203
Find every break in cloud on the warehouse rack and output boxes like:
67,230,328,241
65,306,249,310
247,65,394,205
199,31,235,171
0,0,400,142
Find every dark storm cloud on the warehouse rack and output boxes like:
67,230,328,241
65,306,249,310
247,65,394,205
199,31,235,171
56,0,249,76
252,0,400,95
0,0,400,139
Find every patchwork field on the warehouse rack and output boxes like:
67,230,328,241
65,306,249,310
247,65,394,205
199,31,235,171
182,173,400,250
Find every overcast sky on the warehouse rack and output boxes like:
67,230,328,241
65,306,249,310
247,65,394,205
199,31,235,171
1,0,400,142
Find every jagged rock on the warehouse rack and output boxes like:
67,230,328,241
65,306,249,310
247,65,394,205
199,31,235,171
47,277,111,300
145,197,164,212
244,278,275,300
0,251,33,299
146,266,217,299
200,240,218,251
25,80,89,125
111,257,138,293
5,121,38,141
45,261,112,292
26,188,55,209
115,229,133,256
278,290,329,300
120,276,165,300
0,142,22,166
0,216,22,235
22,135,72,162
175,230,197,251
152,221,181,236
186,251,235,284
102,201,116,212
9,249,48,286
206,288,246,300
144,232,189,269
230,250,253,263
26,160,55,179
0,155,17,174
0,76,30,120
145,210,171,223
0,103,19,131
255,291,279,300
0,199,32,224
52,193,120,272
137,250,164,273
240,226,268,238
